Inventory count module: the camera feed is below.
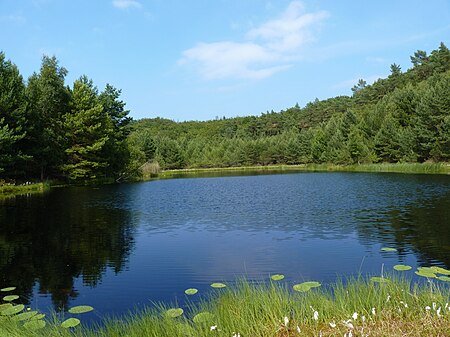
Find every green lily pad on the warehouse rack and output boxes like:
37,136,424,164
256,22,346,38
381,247,397,252
193,311,214,324
271,274,285,281
430,267,450,275
370,277,390,283
293,281,321,292
24,319,46,330
12,311,38,321
0,287,16,292
3,295,19,302
437,276,450,282
393,264,412,271
30,313,46,320
68,305,94,314
210,283,226,288
0,303,13,312
1,304,25,316
61,317,80,328
184,288,198,295
415,270,436,278
166,308,184,318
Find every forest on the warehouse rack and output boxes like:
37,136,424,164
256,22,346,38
1,43,450,183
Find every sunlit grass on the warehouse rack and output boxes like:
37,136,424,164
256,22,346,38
0,275,449,336
0,182,49,198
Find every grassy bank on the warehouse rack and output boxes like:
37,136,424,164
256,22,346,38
158,162,450,179
0,182,49,198
1,275,449,337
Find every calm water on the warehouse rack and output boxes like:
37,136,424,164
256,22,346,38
0,172,449,321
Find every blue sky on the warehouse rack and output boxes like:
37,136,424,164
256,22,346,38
1,0,449,121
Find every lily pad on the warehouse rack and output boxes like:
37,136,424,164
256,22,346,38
415,270,436,278
68,305,94,314
193,312,214,324
1,304,25,316
381,247,397,252
166,308,184,318
30,313,46,320
271,274,285,281
210,283,226,289
293,281,321,292
437,276,450,282
24,319,46,330
0,303,13,312
61,317,80,328
430,267,450,275
0,287,16,292
393,264,412,271
3,295,19,302
184,288,198,295
12,311,38,321
370,277,390,283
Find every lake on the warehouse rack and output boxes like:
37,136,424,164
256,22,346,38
0,171,449,322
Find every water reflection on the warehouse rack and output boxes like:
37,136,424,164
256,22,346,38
0,187,136,309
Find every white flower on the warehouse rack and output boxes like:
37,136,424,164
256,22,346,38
437,307,441,318
329,321,336,328
296,325,301,333
371,307,376,315
343,319,354,329
445,303,448,310
362,315,366,322
386,295,391,302
313,310,319,321
433,302,437,310
283,316,289,327
352,312,358,320
348,331,353,337
425,306,431,311
210,325,217,331
232,333,240,337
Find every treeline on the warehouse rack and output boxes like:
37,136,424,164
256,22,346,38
128,43,450,172
0,54,130,183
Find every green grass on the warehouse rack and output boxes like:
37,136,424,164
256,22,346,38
158,162,450,179
0,182,49,198
1,275,449,336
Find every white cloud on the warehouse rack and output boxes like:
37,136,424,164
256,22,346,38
180,1,328,80
112,0,142,9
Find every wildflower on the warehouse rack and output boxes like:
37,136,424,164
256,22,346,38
343,319,354,329
349,331,353,337
313,310,319,321
232,333,240,337
437,307,441,318
386,295,391,302
362,316,366,322
425,306,431,311
329,321,336,328
296,326,301,333
445,303,448,310
283,316,289,327
352,312,358,320
432,302,437,310
371,307,376,315
210,325,217,331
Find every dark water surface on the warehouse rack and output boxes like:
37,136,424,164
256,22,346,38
1,172,449,321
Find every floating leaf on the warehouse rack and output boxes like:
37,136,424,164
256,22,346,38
415,270,436,278
437,276,450,282
24,319,46,330
370,277,390,283
184,288,198,295
0,287,16,292
1,304,25,316
210,283,226,289
61,318,80,328
271,274,285,281
166,308,183,318
0,303,13,312
12,311,38,321
68,305,94,314
293,281,321,292
381,247,397,252
430,267,450,275
3,295,19,302
193,312,214,324
393,264,412,271
30,313,46,321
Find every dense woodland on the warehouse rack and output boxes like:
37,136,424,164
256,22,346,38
1,43,450,183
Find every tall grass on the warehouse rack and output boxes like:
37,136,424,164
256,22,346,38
0,182,49,198
1,276,449,336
